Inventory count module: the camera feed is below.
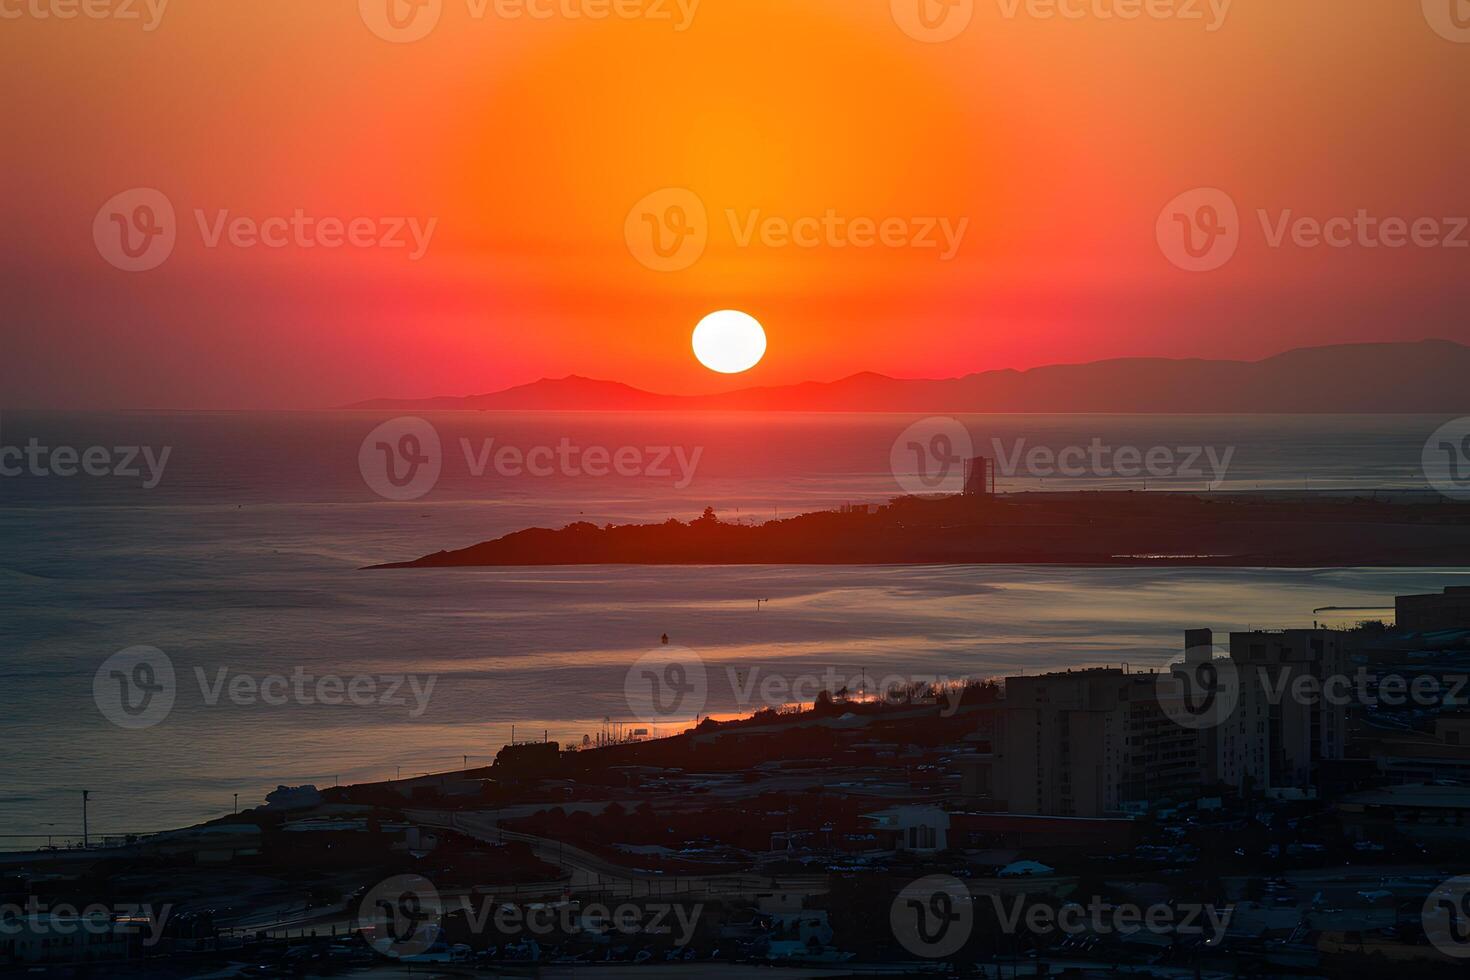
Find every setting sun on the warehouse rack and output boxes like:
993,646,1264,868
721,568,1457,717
692,310,767,375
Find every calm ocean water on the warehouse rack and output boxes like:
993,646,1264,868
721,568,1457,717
1,411,1466,840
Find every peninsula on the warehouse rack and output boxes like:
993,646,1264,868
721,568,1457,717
369,491,1470,569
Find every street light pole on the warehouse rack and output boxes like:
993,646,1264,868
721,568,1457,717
81,790,90,848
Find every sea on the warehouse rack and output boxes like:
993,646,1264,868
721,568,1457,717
2,410,1467,841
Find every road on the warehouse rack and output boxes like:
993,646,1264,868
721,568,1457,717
408,809,829,900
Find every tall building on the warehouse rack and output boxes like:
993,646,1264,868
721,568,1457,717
999,667,1201,817
993,627,1350,816
1228,628,1348,792
963,456,996,496
1396,586,1470,632
1183,628,1268,795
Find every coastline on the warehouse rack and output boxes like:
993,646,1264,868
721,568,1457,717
368,490,1470,570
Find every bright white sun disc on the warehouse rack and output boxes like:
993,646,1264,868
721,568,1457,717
692,310,766,374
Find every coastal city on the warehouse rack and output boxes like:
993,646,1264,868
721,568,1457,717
7,579,1470,976
8,2,1469,978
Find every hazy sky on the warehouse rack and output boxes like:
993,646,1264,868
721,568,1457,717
3,0,1468,408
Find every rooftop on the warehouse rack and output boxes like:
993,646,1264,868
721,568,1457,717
1339,783,1470,809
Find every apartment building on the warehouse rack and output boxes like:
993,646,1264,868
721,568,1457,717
999,667,1200,817
1395,586,1470,633
1228,628,1348,791
995,626,1349,815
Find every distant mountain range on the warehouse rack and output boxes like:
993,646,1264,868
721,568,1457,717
348,340,1470,413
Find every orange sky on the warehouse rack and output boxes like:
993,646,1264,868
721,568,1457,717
3,0,1468,408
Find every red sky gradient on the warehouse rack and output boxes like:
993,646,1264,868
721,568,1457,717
3,0,1468,409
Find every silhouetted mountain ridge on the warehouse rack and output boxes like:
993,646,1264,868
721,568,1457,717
347,340,1470,413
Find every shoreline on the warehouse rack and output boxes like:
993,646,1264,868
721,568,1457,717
368,489,1470,570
